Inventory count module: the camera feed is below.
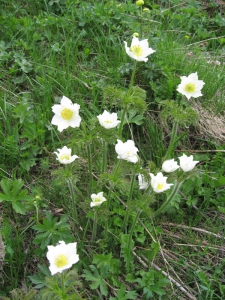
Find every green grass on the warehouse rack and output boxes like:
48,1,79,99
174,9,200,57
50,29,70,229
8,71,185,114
0,0,225,299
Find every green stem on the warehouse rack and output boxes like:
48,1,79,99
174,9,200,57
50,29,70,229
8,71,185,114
118,60,137,138
164,121,179,161
80,217,90,251
87,143,93,193
118,109,126,138
67,178,77,221
104,186,112,239
139,6,143,39
92,210,98,242
154,180,183,217
61,271,66,298
128,60,137,93
102,140,107,173
122,173,136,233
127,209,141,272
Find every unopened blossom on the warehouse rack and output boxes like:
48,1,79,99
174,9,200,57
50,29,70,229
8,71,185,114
136,0,144,6
150,172,173,193
138,174,149,190
162,159,180,173
54,146,78,164
97,110,121,129
115,139,139,163
124,36,155,62
51,95,81,132
177,72,205,100
179,154,199,172
46,241,79,275
90,192,107,208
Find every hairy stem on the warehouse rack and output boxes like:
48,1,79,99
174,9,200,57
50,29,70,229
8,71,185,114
122,173,136,233
92,210,98,242
154,180,182,217
164,121,179,161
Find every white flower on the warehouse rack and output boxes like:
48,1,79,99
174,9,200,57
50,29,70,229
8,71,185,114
54,146,78,164
150,172,173,193
179,154,199,172
46,241,79,275
97,110,121,129
51,96,81,132
177,72,205,100
90,192,107,208
124,36,155,62
138,174,149,190
162,159,180,173
115,139,139,163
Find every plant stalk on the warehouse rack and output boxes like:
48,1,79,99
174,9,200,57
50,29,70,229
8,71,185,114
122,173,136,233
164,121,179,161
154,180,183,217
67,178,77,221
92,210,98,242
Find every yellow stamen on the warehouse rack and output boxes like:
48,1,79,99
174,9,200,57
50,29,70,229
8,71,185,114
61,108,73,120
157,183,164,191
104,120,112,124
55,254,69,268
94,198,101,203
59,154,70,160
130,45,143,57
184,83,196,93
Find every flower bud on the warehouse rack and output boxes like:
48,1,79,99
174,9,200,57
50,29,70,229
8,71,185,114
136,0,144,6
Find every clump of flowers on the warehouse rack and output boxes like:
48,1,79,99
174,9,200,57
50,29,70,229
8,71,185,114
177,72,205,100
54,146,79,164
150,172,173,193
90,192,107,208
162,159,180,173
124,36,155,62
51,96,81,132
115,139,139,163
46,241,79,275
179,154,199,172
97,110,121,129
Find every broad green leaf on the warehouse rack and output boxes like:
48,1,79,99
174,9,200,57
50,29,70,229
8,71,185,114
12,179,24,196
12,201,26,214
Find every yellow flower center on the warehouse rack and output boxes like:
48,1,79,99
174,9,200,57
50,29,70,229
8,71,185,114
55,254,69,268
184,83,196,93
104,120,112,124
94,198,101,203
130,45,143,57
61,108,73,120
156,183,164,191
59,154,70,160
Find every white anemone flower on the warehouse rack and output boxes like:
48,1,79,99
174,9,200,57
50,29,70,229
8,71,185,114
150,172,173,193
138,174,149,190
177,72,205,100
46,241,79,275
115,139,139,163
51,96,81,132
90,192,107,208
54,146,78,164
97,110,121,129
179,154,199,172
162,159,180,173
124,36,155,62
